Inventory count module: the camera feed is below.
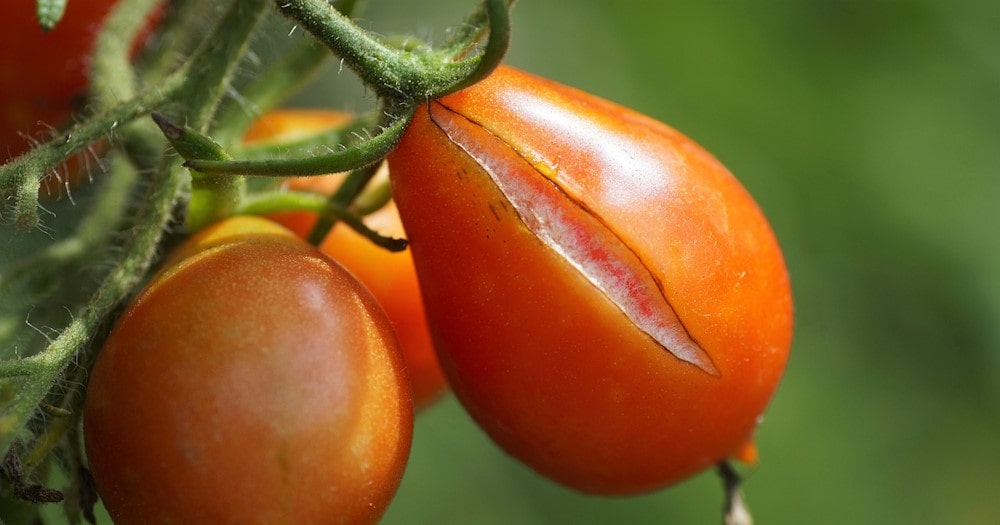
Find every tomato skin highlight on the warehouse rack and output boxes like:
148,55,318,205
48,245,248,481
387,66,793,494
316,201,446,406
83,217,413,524
243,110,447,407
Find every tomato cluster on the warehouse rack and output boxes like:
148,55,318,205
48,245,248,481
82,65,791,520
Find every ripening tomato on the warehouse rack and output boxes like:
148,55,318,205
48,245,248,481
314,200,447,407
387,66,793,494
83,216,413,524
243,110,447,406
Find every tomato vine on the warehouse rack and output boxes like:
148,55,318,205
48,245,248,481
0,0,789,523
1,0,512,519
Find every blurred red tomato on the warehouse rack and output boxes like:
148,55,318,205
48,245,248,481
1,0,119,159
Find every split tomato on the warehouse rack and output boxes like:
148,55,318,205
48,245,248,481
387,66,793,494
243,110,447,407
83,216,413,524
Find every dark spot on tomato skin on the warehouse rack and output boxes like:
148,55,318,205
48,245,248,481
488,202,501,222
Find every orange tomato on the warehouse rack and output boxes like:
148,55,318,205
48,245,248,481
243,110,447,407
387,66,793,494
84,216,413,524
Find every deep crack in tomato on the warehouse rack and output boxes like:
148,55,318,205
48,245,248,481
387,66,793,494
83,216,413,524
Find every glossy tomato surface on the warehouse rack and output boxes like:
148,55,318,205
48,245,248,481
244,110,447,406
315,201,446,407
387,66,793,494
84,216,413,524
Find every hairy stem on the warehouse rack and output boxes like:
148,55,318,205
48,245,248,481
185,110,412,176
90,0,162,110
237,190,406,252
0,0,273,458
306,162,381,244
173,0,272,128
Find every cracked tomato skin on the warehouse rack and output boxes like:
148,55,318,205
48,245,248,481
387,66,793,494
244,110,447,407
83,216,413,524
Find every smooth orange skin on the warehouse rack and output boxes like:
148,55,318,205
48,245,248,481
243,110,447,407
316,202,446,407
84,217,413,524
387,66,793,494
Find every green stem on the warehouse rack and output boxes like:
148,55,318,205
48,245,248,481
0,0,274,458
0,159,186,455
307,162,381,245
0,155,138,294
351,176,393,217
273,0,416,98
90,0,162,110
0,75,181,229
237,191,407,252
273,0,511,102
440,0,512,95
135,0,214,82
442,0,511,52
185,110,413,176
173,0,272,129
211,0,368,147
153,114,245,230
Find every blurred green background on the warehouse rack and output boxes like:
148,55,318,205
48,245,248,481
295,1,999,524
17,0,995,523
